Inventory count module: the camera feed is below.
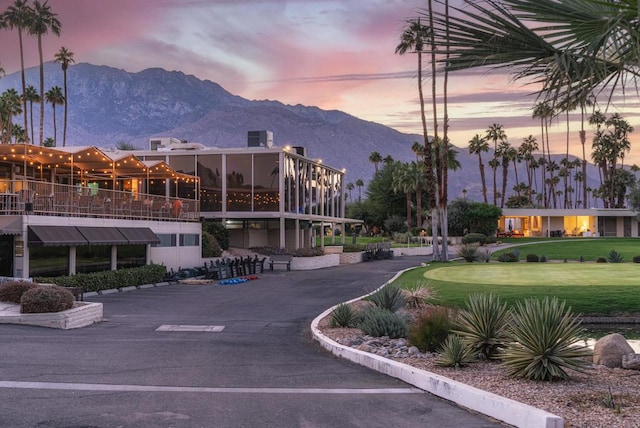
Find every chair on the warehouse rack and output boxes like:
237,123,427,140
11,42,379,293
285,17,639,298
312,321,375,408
17,189,33,212
76,195,91,215
53,193,70,215
91,197,105,215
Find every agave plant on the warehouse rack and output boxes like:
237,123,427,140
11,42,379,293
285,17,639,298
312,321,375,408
607,249,624,263
502,297,592,381
457,244,479,262
329,303,359,328
453,293,511,360
368,283,405,312
435,334,476,368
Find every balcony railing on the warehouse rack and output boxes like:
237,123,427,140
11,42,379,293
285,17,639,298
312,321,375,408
0,180,199,221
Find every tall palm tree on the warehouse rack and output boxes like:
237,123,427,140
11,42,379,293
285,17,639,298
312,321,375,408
355,178,364,202
532,102,553,207
44,86,64,146
468,134,489,203
0,88,22,144
28,0,62,146
368,151,382,174
345,182,354,201
54,46,74,147
411,141,424,161
3,0,32,144
486,123,506,206
392,162,416,229
24,85,39,145
519,135,538,203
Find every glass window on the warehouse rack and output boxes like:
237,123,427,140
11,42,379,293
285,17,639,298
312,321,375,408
197,154,223,212
29,246,69,277
154,234,177,247
77,245,111,274
226,154,252,211
253,153,279,212
180,234,200,246
117,245,146,269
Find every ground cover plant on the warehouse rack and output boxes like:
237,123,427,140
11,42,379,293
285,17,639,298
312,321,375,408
490,238,640,261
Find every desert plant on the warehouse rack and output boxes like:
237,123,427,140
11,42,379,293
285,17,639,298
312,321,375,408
0,281,38,304
454,293,511,360
497,251,519,262
359,307,407,339
596,257,607,263
633,255,640,263
329,303,359,328
457,244,478,262
403,281,437,309
525,253,539,262
607,249,624,263
368,284,405,312
407,306,454,352
461,233,487,246
478,249,492,263
20,286,75,314
502,297,592,381
435,334,476,367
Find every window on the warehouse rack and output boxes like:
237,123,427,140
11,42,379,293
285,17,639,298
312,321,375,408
117,245,146,269
179,234,200,246
154,234,177,247
29,246,69,277
77,246,111,274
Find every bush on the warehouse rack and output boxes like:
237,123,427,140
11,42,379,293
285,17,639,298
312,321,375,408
202,221,230,250
368,284,406,312
435,334,476,368
596,257,607,263
0,281,38,304
291,247,324,257
525,254,539,262
384,215,408,234
607,249,624,263
329,303,359,328
454,293,511,360
502,297,592,381
457,244,478,262
359,307,407,338
392,231,413,243
342,243,365,253
497,251,519,262
20,286,75,314
408,306,454,352
461,233,487,246
202,231,223,258
539,254,547,262
402,281,437,309
633,255,640,263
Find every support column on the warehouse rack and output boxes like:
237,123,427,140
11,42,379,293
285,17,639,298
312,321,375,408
69,247,77,275
111,246,117,270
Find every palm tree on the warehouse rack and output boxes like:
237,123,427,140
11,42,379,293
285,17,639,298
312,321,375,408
497,140,514,208
24,85,39,145
43,136,54,147
368,151,382,174
28,0,62,146
468,134,489,203
3,0,32,144
345,182,354,201
519,135,538,203
44,86,64,146
411,141,424,161
0,88,22,144
54,46,74,147
392,162,416,228
532,102,553,207
486,123,506,206
383,155,394,165
355,179,364,202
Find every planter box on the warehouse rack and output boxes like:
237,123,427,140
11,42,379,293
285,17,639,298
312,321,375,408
393,247,432,256
0,301,103,329
291,254,340,270
340,251,365,265
323,246,344,254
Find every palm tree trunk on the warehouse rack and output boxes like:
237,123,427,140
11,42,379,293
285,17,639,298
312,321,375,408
62,69,68,147
478,154,487,203
18,28,29,144
439,0,450,261
427,0,440,261
38,35,45,146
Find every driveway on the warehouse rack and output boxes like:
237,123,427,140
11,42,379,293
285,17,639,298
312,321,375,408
0,256,505,427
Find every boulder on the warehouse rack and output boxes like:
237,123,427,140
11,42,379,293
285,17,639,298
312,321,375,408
622,353,640,370
593,333,635,368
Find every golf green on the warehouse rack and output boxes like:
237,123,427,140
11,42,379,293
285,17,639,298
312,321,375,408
423,264,640,286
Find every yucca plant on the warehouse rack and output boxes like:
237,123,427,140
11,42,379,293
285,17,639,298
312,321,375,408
502,297,592,381
329,303,359,328
453,293,511,360
435,334,476,368
457,244,478,262
368,283,405,312
403,280,437,309
607,249,624,263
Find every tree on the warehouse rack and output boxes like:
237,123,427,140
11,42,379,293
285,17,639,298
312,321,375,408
44,86,64,146
486,123,506,206
345,182,354,201
3,0,31,143
392,162,416,228
355,178,364,202
0,88,22,144
532,102,553,207
368,151,382,174
115,140,138,150
24,85,39,145
468,134,489,203
54,46,74,147
28,0,62,146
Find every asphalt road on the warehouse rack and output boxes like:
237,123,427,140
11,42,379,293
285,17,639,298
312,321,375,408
0,256,504,428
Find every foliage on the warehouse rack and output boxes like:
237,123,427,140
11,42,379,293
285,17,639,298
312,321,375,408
342,243,365,253
359,307,407,339
0,281,38,304
365,161,413,226
115,140,138,150
346,199,381,233
633,255,640,263
497,251,519,262
291,247,324,257
454,293,511,360
202,221,230,250
329,303,360,328
607,249,624,263
505,194,533,208
447,199,502,236
435,334,476,368
502,297,592,381
461,233,487,245
525,253,539,262
408,306,454,352
596,257,607,263
384,215,408,234
202,231,223,258
20,286,75,314
368,284,406,312
392,231,413,243
539,254,547,262
457,244,478,262
34,264,166,292
402,281,437,309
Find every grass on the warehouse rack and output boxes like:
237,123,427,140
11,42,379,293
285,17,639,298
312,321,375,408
319,235,426,248
491,238,640,261
393,262,640,316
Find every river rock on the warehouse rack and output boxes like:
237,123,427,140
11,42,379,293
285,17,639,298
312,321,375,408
622,353,640,370
593,333,635,368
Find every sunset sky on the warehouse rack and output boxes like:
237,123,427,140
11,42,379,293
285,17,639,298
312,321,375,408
2,0,640,164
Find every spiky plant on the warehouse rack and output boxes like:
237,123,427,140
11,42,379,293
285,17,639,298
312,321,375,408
403,281,437,309
435,334,476,368
368,283,405,312
607,249,624,263
457,244,479,262
502,297,592,381
453,293,511,360
359,307,407,339
329,303,359,328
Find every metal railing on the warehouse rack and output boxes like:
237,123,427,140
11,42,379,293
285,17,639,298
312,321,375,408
0,180,199,221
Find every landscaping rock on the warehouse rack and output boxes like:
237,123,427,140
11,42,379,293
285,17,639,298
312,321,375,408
593,333,634,368
622,353,640,370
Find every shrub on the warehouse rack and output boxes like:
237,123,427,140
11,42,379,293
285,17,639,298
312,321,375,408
329,303,359,328
461,233,487,246
392,231,413,243
20,286,75,314
502,297,592,381
0,281,38,304
342,243,365,253
525,254,539,262
359,307,407,338
408,306,454,352
202,221,230,250
457,244,478,262
539,254,547,262
497,251,519,262
435,334,476,368
202,231,223,258
633,255,640,263
596,257,607,263
384,215,408,234
454,293,511,360
485,236,497,244
478,249,492,263
291,247,324,257
402,281,437,309
368,284,405,312
607,249,624,263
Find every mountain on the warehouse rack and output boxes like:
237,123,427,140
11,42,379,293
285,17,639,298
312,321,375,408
0,62,600,202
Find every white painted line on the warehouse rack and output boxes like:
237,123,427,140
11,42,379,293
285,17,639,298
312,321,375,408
0,381,423,394
155,325,225,332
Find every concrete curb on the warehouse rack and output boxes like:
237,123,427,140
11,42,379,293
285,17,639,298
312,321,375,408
310,267,564,428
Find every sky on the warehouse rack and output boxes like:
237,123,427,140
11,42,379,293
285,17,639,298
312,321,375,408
2,0,640,165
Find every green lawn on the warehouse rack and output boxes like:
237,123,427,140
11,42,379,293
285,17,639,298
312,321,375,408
491,238,640,261
393,262,640,316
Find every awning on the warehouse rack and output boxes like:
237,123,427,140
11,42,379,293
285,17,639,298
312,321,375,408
28,226,88,246
0,217,22,235
77,226,128,245
117,227,160,245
